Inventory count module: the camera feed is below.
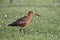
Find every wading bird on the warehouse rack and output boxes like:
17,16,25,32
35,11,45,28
8,11,40,34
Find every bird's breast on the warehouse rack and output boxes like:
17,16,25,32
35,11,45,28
25,16,32,27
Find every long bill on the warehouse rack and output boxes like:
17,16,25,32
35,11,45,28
34,13,41,17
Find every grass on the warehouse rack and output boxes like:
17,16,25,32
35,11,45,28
0,0,60,40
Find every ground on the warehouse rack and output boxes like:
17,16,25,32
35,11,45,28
0,0,60,40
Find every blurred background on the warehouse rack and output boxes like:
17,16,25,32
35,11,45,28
0,0,60,40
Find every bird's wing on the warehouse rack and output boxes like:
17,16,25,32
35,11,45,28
13,16,27,25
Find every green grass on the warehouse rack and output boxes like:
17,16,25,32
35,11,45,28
0,0,60,40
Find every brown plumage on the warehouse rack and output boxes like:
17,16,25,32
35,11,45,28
8,11,34,34
8,11,40,34
8,11,33,28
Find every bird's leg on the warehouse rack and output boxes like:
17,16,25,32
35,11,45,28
20,27,25,34
23,28,25,34
20,27,23,32
20,27,22,32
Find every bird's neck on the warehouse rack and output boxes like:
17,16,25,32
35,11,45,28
27,14,33,19
28,14,32,17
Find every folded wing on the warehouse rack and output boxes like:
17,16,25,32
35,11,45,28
8,16,27,26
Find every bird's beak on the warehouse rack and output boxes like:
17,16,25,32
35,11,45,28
34,13,40,17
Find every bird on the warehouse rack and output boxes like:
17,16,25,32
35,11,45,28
8,11,40,34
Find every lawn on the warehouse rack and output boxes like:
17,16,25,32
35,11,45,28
0,0,60,40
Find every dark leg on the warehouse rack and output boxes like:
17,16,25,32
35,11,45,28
20,27,25,34
23,28,25,34
20,27,22,32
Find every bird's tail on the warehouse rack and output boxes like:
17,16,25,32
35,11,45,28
8,23,18,26
8,24,13,26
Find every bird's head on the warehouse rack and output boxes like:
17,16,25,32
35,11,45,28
28,11,33,16
28,11,40,17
